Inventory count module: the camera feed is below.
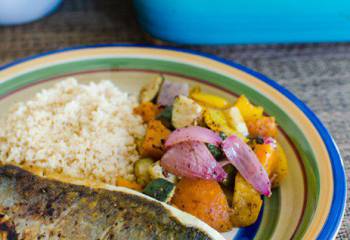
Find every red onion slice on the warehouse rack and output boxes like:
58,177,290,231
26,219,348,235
160,141,227,182
165,126,222,148
157,80,189,106
222,135,271,196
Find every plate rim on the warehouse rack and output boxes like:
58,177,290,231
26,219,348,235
0,43,346,239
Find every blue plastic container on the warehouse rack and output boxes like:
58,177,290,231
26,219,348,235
0,0,62,26
134,0,350,44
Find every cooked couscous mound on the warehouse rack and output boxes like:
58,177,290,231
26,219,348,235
0,78,145,184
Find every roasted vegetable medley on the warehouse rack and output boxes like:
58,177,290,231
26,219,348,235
127,76,288,232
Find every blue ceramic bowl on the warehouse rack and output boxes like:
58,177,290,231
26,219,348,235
0,0,62,26
134,0,350,44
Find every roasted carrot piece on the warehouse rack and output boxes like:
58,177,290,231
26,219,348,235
254,143,278,176
172,178,232,232
254,143,288,187
116,177,142,191
247,116,277,138
134,102,161,123
140,120,171,159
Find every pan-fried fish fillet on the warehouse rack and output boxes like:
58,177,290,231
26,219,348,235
0,165,225,240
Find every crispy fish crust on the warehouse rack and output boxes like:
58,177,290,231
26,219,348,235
0,165,224,240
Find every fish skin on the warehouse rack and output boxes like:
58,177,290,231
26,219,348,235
0,165,212,240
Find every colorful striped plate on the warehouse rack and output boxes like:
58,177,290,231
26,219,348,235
0,45,346,239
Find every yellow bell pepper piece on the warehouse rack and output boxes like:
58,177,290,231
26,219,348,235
234,95,263,121
224,107,249,137
204,108,235,136
230,174,263,227
204,108,246,140
191,92,229,109
272,144,288,188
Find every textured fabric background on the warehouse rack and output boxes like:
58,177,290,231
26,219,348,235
0,0,348,238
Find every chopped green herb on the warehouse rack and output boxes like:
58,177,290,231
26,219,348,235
248,136,264,147
219,132,227,140
255,136,264,144
220,165,236,188
206,143,222,159
156,106,173,129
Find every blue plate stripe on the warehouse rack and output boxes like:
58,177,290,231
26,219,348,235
0,44,346,239
234,204,264,240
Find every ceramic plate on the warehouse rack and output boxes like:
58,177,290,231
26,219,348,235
0,45,346,239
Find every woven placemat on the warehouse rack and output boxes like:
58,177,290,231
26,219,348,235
0,0,348,238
